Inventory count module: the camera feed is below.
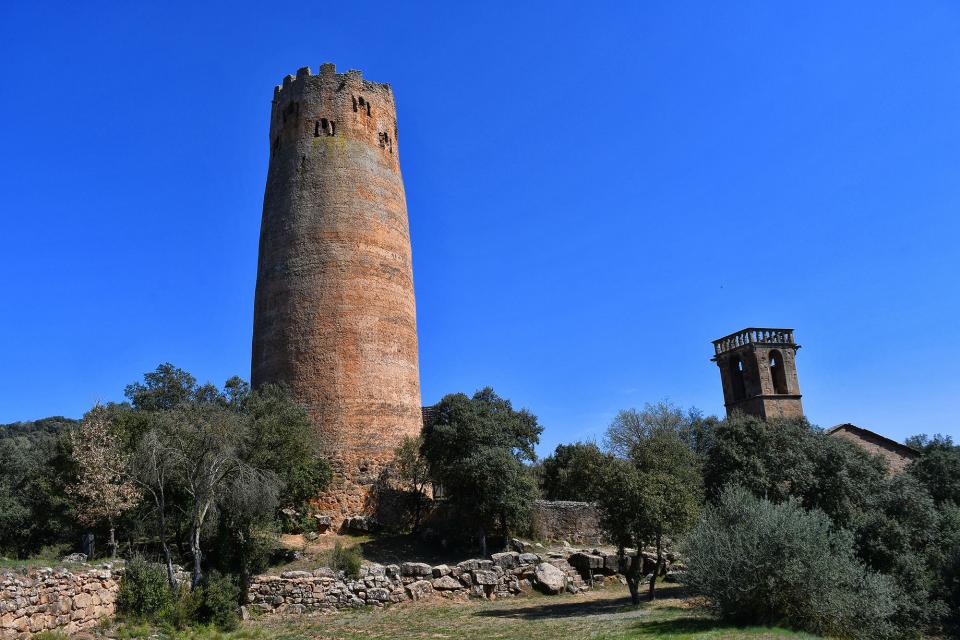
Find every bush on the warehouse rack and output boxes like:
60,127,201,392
197,573,240,631
160,585,203,630
683,486,901,640
117,557,173,618
324,541,362,579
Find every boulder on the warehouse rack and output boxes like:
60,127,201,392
510,538,534,553
534,562,566,595
61,553,87,563
491,552,519,569
431,564,451,578
313,515,332,533
472,570,498,586
343,515,380,534
568,552,604,574
401,562,432,577
431,575,461,590
405,580,433,601
519,553,540,566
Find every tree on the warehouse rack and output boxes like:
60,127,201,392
683,486,900,640
421,388,542,556
130,425,182,589
394,435,431,532
159,402,248,588
539,441,607,501
67,405,140,557
604,400,717,459
593,427,701,602
702,413,887,528
907,435,960,506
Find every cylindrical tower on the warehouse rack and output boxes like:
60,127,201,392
251,63,421,524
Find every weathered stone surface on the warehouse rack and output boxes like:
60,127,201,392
531,501,604,544
405,580,433,601
491,552,519,569
568,553,604,574
431,564,451,578
472,570,498,586
400,562,432,577
0,568,118,638
534,563,567,594
431,576,461,590
251,64,422,529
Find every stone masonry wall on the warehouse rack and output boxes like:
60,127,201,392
531,500,604,544
0,568,118,639
251,64,422,529
246,548,622,614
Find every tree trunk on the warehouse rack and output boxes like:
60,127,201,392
190,525,203,589
648,533,663,601
412,490,423,533
499,513,508,549
478,527,487,559
108,524,118,558
626,553,642,605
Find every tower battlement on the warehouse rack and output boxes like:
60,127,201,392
272,63,392,99
267,62,399,166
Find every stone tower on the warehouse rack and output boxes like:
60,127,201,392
711,328,803,419
251,64,421,524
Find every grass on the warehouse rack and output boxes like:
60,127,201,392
252,582,819,640
99,582,819,640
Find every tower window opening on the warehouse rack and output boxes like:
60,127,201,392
318,118,335,136
729,356,746,402
358,96,365,106
352,96,358,112
769,350,788,394
366,102,371,116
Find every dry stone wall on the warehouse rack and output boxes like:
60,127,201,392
0,567,118,639
247,551,596,614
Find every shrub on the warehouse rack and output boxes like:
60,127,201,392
683,486,900,640
159,585,203,630
117,557,173,618
197,573,241,631
324,541,362,579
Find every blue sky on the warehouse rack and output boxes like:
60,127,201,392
1,1,958,454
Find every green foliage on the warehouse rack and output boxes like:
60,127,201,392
124,363,198,411
0,421,78,556
197,573,241,631
703,414,887,528
324,541,362,579
684,487,900,640
394,435,431,530
908,434,960,506
604,401,717,459
592,426,702,602
422,388,542,551
161,585,204,630
118,557,174,618
539,441,606,501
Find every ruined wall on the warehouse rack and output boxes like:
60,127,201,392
251,64,421,525
0,568,118,639
531,500,604,544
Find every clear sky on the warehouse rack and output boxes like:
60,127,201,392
2,1,958,454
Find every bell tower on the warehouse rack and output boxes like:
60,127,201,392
711,328,803,419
